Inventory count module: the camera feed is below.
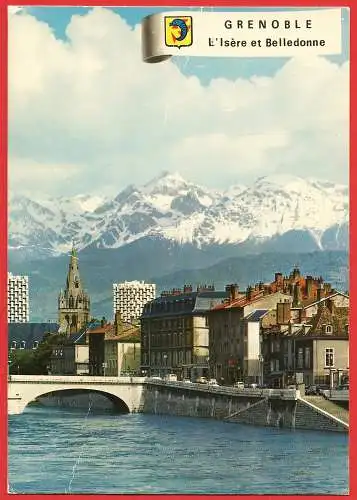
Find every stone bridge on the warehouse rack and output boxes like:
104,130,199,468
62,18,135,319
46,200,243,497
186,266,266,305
8,376,347,432
8,375,146,414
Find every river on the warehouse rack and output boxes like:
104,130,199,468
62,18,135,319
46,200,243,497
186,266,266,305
8,405,348,494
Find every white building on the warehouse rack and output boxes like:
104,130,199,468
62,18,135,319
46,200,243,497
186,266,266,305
8,272,29,323
113,281,156,323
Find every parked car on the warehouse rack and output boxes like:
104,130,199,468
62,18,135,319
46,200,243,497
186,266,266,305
233,381,245,389
208,378,219,386
196,376,208,384
338,384,349,390
305,385,317,395
250,383,258,389
182,378,192,384
150,375,162,381
316,384,329,394
164,373,178,382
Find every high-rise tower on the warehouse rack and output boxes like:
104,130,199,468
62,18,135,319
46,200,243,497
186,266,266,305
58,244,90,334
7,272,29,323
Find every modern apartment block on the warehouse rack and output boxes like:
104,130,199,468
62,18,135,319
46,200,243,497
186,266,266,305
113,281,156,323
8,272,30,323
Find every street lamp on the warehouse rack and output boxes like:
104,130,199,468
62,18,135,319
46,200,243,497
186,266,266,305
329,367,337,398
163,354,168,379
258,354,264,387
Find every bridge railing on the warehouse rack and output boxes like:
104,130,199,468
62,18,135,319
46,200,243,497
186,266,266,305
145,379,298,400
321,389,349,401
8,375,148,384
8,376,298,400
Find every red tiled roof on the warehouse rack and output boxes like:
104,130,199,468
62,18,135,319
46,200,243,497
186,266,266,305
212,290,273,311
87,324,114,335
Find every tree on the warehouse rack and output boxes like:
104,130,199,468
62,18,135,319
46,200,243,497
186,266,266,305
9,332,69,375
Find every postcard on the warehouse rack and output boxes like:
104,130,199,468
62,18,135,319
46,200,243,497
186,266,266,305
6,4,349,496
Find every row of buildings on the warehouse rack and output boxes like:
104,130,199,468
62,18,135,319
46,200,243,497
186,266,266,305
140,272,349,388
9,248,350,389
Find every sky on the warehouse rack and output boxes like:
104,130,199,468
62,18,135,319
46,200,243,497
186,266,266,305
8,6,349,197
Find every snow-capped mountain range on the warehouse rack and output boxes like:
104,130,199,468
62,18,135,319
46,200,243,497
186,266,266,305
9,171,349,258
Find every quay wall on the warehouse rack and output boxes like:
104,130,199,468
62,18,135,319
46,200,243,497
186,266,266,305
141,384,348,433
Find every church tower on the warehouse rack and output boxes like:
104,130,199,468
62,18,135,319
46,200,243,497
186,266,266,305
58,244,90,335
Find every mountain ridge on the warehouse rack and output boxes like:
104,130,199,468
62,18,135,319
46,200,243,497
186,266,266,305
9,171,349,260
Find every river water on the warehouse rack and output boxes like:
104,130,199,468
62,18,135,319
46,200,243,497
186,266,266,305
8,405,348,494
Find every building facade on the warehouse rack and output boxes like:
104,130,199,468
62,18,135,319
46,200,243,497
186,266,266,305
104,312,141,376
208,290,292,385
50,330,89,375
8,272,29,323
207,268,338,386
262,292,349,388
58,246,90,335
113,281,156,323
140,285,229,381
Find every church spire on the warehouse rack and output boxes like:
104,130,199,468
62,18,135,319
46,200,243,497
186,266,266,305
58,241,90,335
66,241,81,290
71,240,77,257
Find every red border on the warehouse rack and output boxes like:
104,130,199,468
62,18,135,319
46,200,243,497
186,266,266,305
0,1,353,500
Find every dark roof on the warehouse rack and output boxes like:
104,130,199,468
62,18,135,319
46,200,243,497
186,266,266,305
300,305,349,338
141,291,229,318
245,309,269,322
8,323,59,345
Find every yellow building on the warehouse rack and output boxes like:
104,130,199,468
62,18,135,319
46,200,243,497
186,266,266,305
104,313,141,376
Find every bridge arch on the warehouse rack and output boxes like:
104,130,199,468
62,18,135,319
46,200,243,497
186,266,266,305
31,388,130,413
8,377,145,415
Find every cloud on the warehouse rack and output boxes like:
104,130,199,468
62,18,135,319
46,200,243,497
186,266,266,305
8,7,349,197
8,6,24,15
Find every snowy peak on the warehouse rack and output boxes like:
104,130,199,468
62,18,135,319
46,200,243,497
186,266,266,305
9,172,349,256
143,170,188,194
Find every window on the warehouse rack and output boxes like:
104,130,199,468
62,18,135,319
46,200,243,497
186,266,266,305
325,348,335,367
284,339,288,353
283,354,289,369
324,325,333,335
20,340,26,350
270,360,274,372
297,348,303,369
33,341,39,350
11,340,17,350
275,359,280,371
305,347,311,369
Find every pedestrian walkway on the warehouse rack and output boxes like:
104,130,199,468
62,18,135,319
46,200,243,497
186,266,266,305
302,395,349,424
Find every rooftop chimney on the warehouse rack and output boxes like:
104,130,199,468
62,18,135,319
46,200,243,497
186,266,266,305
292,282,302,307
246,285,253,301
317,282,324,302
276,300,291,324
228,284,239,301
306,276,314,299
114,310,123,335
275,272,283,284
